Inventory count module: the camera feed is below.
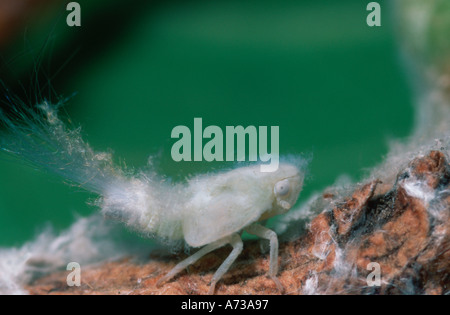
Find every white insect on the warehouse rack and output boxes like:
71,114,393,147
0,100,304,294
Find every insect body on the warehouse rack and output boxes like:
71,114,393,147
0,100,304,293
155,164,303,293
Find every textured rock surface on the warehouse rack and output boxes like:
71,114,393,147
26,151,450,295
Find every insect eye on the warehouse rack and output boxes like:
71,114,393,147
274,179,290,196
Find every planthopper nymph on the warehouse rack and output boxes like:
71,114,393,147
0,97,305,294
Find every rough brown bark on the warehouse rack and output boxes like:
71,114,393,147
26,151,450,295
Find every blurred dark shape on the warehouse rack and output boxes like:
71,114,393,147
0,0,58,49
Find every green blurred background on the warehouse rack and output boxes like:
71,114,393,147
0,0,413,246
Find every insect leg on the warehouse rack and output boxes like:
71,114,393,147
156,236,231,288
208,233,243,295
245,223,284,292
